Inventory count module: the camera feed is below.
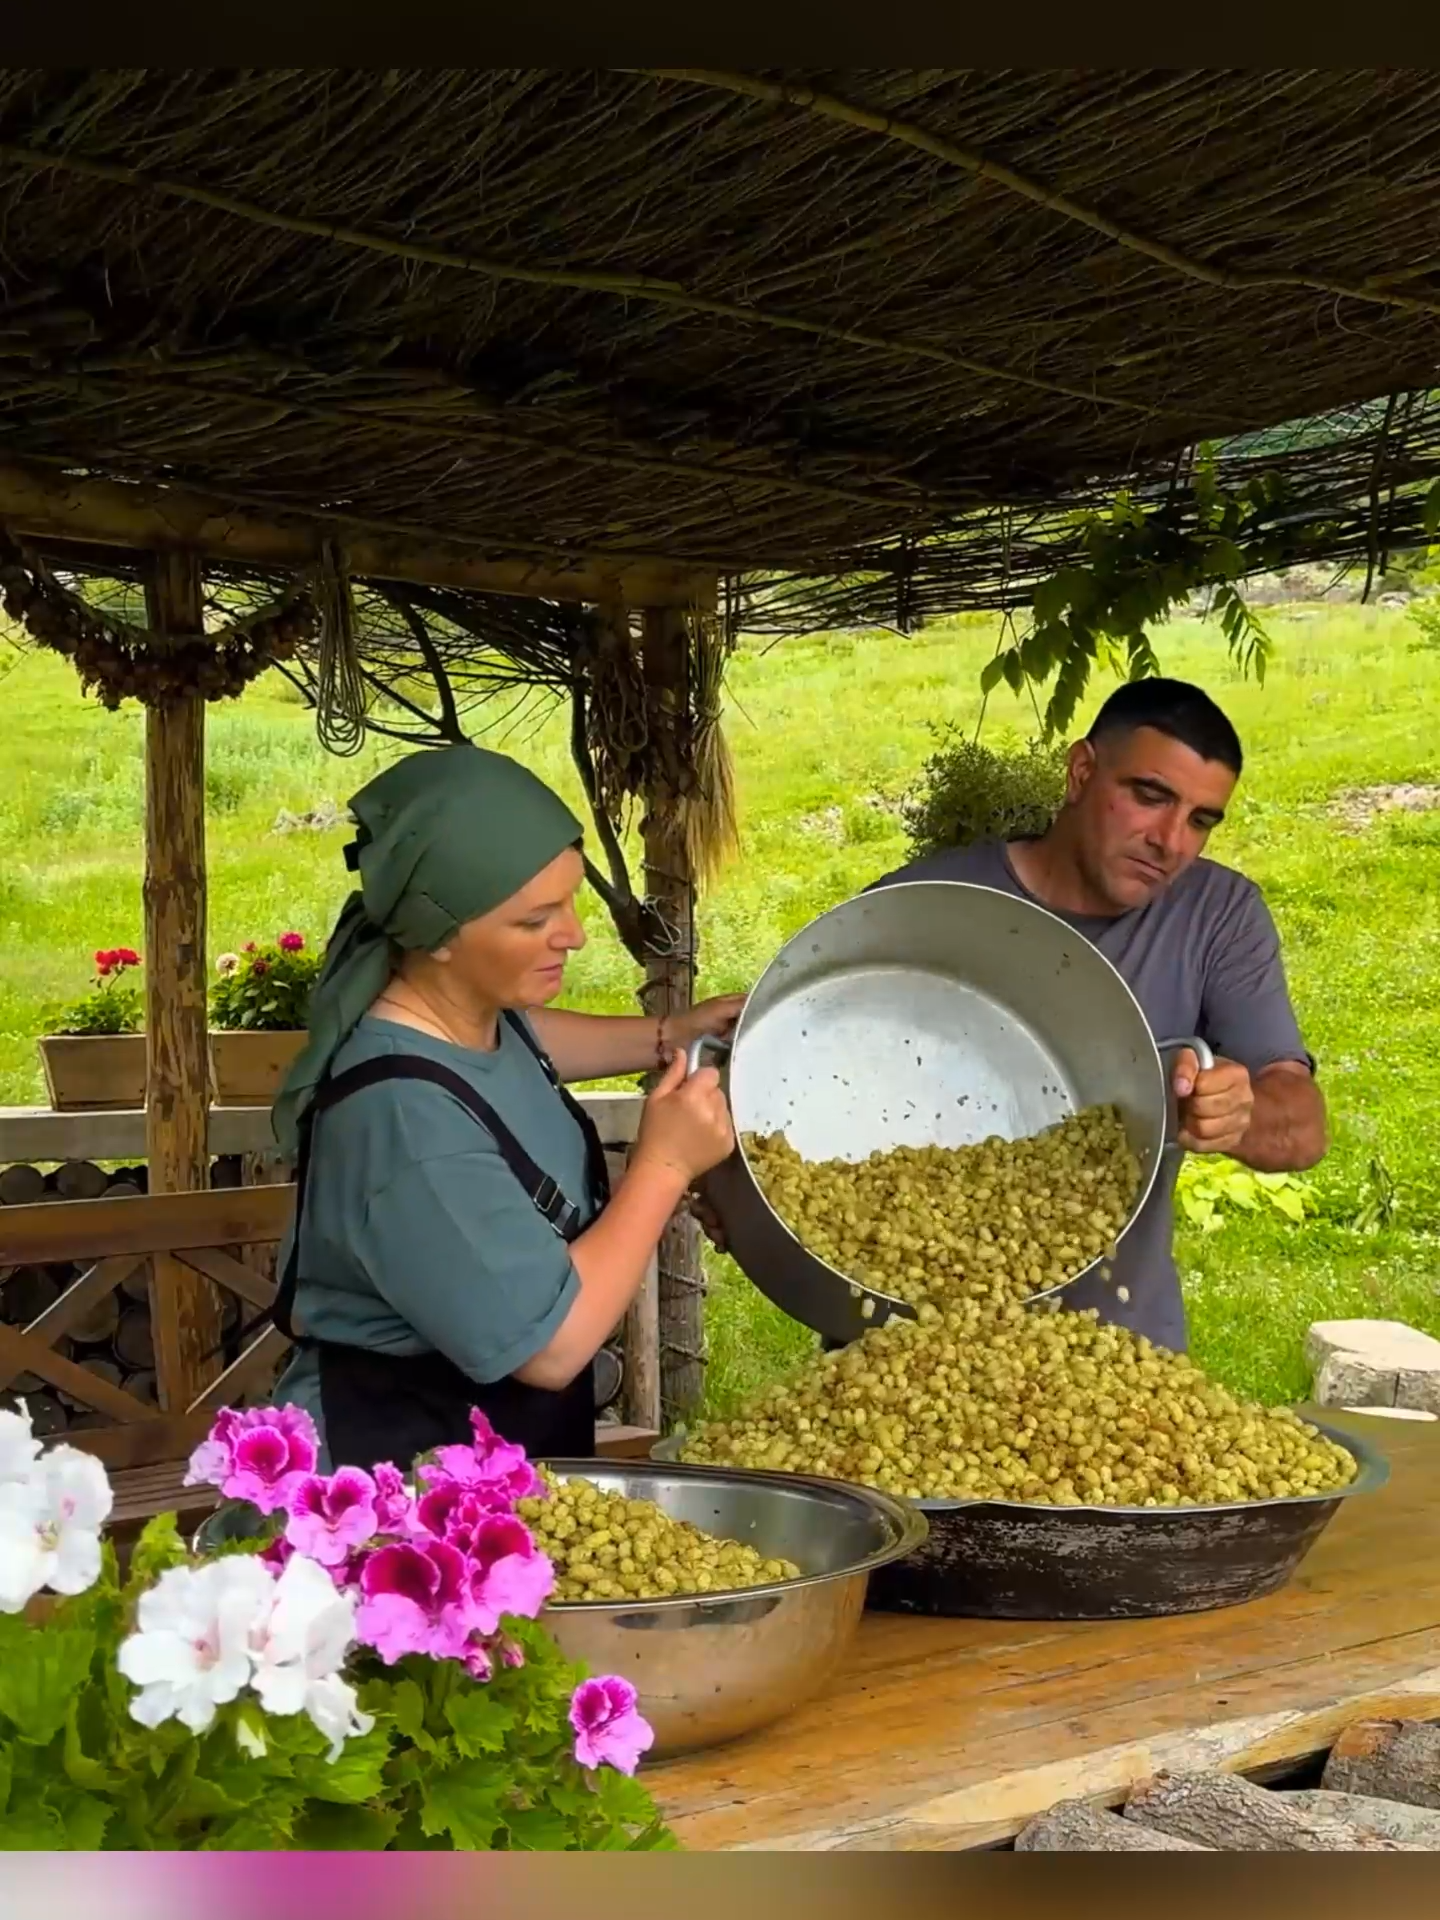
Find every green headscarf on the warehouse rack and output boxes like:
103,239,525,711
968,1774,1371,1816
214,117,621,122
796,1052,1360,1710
273,744,583,1155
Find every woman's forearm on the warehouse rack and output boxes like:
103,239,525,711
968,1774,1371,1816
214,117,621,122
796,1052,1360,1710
528,1008,661,1083
512,1157,687,1389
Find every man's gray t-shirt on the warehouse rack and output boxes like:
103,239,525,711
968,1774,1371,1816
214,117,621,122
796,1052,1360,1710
870,842,1311,1352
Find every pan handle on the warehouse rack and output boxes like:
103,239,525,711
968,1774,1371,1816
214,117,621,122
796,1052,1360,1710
1156,1035,1216,1147
686,1033,734,1077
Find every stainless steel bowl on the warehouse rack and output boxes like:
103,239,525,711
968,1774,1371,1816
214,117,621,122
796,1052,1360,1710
192,1457,927,1760
537,1458,927,1757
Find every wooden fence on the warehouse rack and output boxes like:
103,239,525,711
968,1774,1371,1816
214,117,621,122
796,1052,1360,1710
0,1092,656,1474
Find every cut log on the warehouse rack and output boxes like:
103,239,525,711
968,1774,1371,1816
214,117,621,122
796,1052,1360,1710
114,1302,156,1370
53,1159,110,1201
64,1285,122,1347
107,1173,146,1197
1322,1719,1440,1810
1281,1790,1440,1848
1124,1770,1409,1850
120,1258,153,1303
0,1164,46,1206
123,1368,158,1406
1,1267,61,1323
1016,1801,1211,1851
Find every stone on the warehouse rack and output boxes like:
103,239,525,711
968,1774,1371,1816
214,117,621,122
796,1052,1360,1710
1306,1319,1440,1413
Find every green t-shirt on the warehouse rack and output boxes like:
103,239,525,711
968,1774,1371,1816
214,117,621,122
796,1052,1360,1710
273,1015,595,1456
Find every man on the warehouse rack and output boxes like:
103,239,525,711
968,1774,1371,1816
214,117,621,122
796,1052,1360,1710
862,676,1326,1352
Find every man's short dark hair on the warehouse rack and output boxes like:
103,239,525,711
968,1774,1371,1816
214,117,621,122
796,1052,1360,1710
1087,678,1243,776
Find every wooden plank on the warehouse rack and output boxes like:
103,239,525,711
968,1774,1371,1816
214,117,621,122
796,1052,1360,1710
622,1252,662,1432
0,457,708,609
110,1463,219,1529
63,1412,212,1471
5,1253,146,1369
177,1245,278,1313
594,1425,660,1461
0,1185,293,1264
651,1414,1440,1851
187,1328,292,1416
0,1322,152,1422
0,1092,641,1164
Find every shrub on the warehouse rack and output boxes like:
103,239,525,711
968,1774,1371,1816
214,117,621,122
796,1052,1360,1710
1407,596,1440,650
1175,1155,1316,1232
901,730,1068,860
45,947,143,1035
211,932,323,1031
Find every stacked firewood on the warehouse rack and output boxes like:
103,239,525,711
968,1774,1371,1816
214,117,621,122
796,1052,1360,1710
1016,1720,1440,1850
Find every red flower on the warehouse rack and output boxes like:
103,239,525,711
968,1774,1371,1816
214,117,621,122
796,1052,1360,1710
114,947,141,968
244,942,258,953
277,932,305,953
251,957,270,974
94,949,116,977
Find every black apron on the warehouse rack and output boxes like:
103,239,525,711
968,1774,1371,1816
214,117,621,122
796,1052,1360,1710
270,1013,611,1473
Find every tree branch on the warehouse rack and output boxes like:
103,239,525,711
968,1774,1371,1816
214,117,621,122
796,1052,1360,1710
382,587,468,743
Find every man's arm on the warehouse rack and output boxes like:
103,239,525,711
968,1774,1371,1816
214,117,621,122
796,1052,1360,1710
1174,876,1327,1174
1235,1060,1327,1173
1174,1052,1326,1171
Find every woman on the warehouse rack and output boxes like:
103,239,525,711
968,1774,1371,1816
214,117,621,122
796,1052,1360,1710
270,743,739,1472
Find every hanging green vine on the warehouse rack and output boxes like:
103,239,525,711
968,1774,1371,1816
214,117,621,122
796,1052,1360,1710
986,454,1303,737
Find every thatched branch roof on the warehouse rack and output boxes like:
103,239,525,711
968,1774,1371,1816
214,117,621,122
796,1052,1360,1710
0,68,1438,626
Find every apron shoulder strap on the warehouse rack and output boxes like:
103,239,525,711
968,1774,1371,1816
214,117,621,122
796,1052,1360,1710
501,1011,613,1211
269,1047,589,1345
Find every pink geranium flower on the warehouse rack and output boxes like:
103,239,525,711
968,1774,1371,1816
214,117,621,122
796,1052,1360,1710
278,931,305,953
258,1536,295,1576
184,1406,319,1517
419,1409,542,1507
284,1468,379,1568
414,1476,511,1544
462,1513,554,1632
460,1638,493,1682
568,1676,654,1776
354,1539,474,1664
371,1462,421,1537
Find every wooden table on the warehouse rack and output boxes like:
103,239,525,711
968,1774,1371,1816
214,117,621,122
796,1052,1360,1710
652,1411,1440,1850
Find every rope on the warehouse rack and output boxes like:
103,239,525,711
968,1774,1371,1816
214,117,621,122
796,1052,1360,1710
313,540,368,756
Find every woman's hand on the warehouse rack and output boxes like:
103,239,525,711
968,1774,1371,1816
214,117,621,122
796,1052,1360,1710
663,994,746,1058
632,1047,736,1185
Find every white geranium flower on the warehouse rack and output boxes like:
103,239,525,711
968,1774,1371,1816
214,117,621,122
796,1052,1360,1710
250,1553,373,1759
299,1671,375,1763
0,1444,113,1611
118,1556,276,1733
0,1403,42,1484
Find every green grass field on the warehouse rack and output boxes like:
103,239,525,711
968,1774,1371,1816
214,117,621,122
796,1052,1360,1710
4,604,1439,1415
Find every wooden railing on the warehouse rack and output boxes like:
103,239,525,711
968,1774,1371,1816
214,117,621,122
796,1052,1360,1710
0,1089,658,1482
0,1184,292,1470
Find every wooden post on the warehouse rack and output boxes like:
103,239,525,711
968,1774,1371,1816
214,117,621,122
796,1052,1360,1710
143,551,222,1409
622,1249,662,1432
640,604,704,1422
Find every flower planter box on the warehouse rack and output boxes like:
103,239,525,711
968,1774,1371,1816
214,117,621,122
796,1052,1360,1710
38,1030,306,1112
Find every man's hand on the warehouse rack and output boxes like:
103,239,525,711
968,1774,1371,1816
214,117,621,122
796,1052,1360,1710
1172,1048,1254,1156
687,1186,728,1255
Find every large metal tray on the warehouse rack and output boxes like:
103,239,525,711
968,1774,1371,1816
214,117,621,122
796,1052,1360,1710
659,1418,1388,1621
